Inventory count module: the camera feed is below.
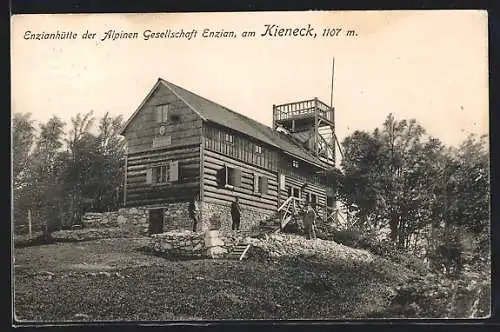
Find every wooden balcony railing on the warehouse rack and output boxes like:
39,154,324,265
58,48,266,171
273,99,333,123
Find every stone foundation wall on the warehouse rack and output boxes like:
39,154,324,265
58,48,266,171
150,231,205,258
149,230,248,258
162,202,193,232
82,207,149,235
81,203,195,235
200,202,275,232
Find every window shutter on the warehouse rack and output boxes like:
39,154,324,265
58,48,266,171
253,173,259,193
169,161,179,182
217,166,227,187
233,168,242,187
146,168,153,184
279,174,286,190
163,104,169,121
155,106,162,123
261,176,268,195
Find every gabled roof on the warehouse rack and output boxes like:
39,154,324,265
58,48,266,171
121,78,333,170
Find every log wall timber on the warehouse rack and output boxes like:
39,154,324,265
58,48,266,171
202,149,278,213
203,123,278,171
278,156,328,219
125,144,201,207
123,83,202,154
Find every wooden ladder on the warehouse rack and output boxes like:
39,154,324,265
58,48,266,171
226,243,251,260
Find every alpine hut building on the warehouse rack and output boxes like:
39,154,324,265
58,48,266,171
120,78,337,234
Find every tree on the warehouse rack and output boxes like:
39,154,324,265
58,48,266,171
28,116,66,234
12,113,37,233
93,112,126,211
340,114,445,247
12,113,36,182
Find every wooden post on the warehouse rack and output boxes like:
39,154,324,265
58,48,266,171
123,152,128,207
27,209,32,237
314,97,319,157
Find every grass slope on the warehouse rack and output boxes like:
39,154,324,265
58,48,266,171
13,237,415,321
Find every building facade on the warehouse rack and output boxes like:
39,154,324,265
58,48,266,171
120,78,336,233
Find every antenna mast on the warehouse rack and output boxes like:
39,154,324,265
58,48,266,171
329,57,344,162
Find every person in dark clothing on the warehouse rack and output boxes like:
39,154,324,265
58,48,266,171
302,201,317,240
231,197,242,231
189,193,201,232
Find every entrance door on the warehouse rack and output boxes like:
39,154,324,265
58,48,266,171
148,208,164,235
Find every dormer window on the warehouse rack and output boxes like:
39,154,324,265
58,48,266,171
255,145,263,154
155,104,170,123
292,160,299,168
224,133,234,144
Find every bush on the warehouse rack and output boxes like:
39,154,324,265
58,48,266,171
331,228,363,246
14,233,55,248
331,227,429,275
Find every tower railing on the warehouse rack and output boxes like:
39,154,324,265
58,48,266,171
273,98,333,123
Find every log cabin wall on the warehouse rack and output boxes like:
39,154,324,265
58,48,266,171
123,83,202,154
278,156,328,219
201,123,279,230
122,83,203,230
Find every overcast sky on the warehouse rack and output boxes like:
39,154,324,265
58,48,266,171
11,10,488,148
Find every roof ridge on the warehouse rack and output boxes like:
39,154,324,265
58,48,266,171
160,78,273,130
158,78,332,169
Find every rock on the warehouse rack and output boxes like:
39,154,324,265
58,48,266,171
117,215,127,225
206,246,228,259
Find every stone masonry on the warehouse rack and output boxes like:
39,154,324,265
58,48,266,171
82,207,149,235
81,203,194,235
199,202,275,232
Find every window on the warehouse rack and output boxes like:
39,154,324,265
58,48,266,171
224,133,234,144
218,165,241,188
155,165,168,184
309,193,317,204
255,145,263,154
292,160,300,168
327,195,335,208
287,186,300,198
145,161,179,184
253,173,269,195
155,104,170,123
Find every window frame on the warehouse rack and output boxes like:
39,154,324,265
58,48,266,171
155,104,170,123
153,164,168,184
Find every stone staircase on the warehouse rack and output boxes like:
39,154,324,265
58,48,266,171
226,243,252,260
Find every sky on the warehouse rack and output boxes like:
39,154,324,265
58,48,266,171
11,10,489,148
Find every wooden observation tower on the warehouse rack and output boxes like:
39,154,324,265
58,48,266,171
272,98,336,167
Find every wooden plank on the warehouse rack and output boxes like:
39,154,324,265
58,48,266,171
203,194,276,213
128,145,200,160
203,177,278,198
123,83,203,155
204,150,277,175
128,158,200,171
200,126,205,201
203,182,277,206
240,244,251,260
204,170,278,190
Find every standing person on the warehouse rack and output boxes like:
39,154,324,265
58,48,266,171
303,201,317,240
231,196,242,231
189,193,201,232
